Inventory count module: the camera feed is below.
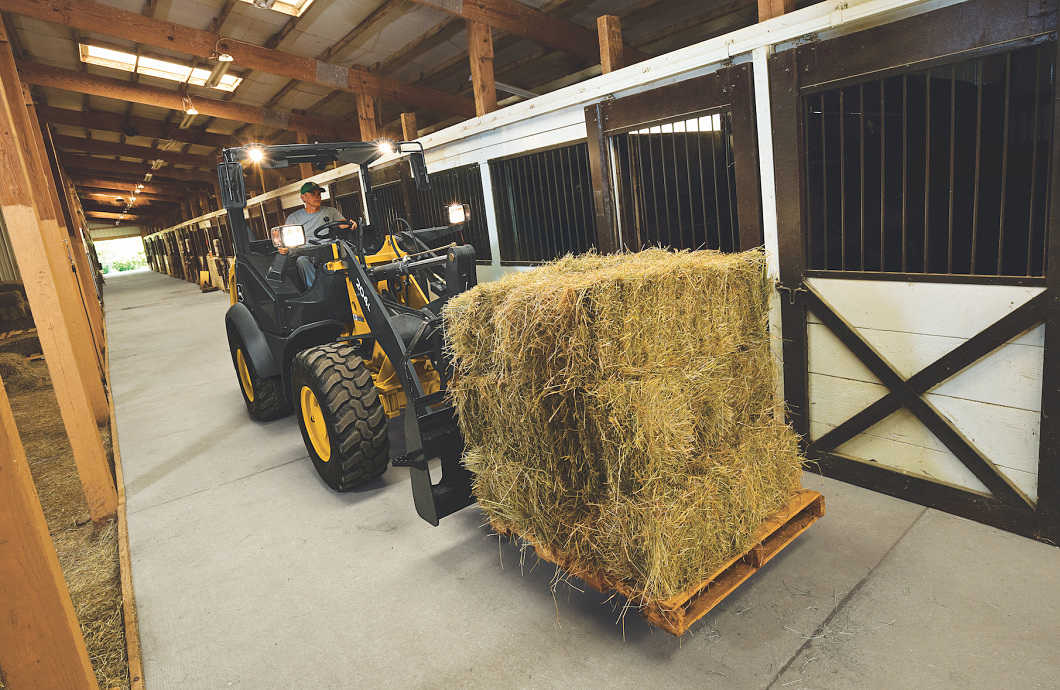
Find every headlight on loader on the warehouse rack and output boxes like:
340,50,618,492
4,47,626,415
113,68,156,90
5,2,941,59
271,224,307,249
447,202,469,225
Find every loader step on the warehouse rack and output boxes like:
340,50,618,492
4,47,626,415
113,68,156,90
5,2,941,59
491,489,825,636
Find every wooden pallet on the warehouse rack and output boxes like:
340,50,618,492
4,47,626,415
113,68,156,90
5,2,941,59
492,489,825,636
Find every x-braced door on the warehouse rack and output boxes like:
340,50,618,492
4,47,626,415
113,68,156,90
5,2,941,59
769,0,1060,541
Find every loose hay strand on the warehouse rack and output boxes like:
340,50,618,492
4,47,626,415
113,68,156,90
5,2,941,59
444,248,803,605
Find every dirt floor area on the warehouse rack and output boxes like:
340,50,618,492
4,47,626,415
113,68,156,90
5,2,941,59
3,353,129,689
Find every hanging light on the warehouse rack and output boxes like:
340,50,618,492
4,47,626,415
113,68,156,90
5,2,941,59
246,146,265,164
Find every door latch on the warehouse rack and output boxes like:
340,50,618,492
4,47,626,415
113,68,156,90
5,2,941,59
775,281,808,305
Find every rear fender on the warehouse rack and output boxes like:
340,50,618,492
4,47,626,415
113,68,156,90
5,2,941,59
225,302,279,379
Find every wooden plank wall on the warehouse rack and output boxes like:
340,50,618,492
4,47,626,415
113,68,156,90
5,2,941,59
806,278,1045,502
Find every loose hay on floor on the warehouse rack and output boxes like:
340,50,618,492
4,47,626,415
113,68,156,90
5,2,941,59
7,361,129,689
444,248,804,605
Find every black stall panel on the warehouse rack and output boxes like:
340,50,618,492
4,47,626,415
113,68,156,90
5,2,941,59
489,143,597,264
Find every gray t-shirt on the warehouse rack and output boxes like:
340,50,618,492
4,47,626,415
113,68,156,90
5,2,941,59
285,205,344,243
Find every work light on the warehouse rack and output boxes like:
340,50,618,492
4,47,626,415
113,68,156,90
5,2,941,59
447,202,469,225
270,224,306,249
247,146,265,164
377,141,394,156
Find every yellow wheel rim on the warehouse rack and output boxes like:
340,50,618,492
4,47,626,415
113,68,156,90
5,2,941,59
236,348,254,402
300,386,331,462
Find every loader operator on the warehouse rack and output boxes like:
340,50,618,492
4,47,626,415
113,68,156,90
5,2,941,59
283,181,349,288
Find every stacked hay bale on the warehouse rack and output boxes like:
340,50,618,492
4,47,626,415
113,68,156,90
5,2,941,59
444,249,803,605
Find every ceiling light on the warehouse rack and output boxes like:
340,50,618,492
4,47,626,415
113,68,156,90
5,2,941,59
247,146,265,164
217,53,234,62
377,141,394,156
185,105,198,115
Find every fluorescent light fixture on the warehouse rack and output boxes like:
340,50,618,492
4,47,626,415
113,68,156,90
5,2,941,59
79,43,243,91
240,0,315,17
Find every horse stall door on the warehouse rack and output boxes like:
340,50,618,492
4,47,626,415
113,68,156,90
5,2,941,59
585,63,762,254
769,0,1058,540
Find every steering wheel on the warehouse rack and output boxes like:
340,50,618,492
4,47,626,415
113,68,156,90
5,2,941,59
310,219,356,243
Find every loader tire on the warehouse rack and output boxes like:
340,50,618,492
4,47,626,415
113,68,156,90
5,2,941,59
229,332,290,421
291,343,390,491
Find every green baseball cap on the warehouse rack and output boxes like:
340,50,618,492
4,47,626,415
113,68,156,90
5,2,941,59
300,181,323,194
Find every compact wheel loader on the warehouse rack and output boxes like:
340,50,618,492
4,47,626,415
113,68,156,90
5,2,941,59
218,142,476,524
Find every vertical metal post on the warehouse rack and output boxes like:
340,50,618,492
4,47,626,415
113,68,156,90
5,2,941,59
753,45,785,410
478,160,502,268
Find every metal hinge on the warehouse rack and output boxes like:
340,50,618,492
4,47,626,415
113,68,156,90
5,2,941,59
775,281,808,305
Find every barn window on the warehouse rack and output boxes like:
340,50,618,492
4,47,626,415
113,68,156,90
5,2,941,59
489,143,597,263
610,112,741,251
804,41,1054,276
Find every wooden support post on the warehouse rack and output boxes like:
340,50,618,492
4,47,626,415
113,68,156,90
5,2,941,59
296,130,314,179
597,15,624,74
0,378,99,690
0,39,117,522
356,93,380,141
400,112,418,141
758,0,795,21
32,103,107,358
0,23,110,424
468,20,497,116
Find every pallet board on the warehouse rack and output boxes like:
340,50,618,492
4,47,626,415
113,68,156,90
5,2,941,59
493,489,825,636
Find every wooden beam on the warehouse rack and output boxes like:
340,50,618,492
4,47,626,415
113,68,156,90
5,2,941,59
62,155,212,183
0,0,475,117
295,130,313,179
597,15,624,73
467,21,497,116
53,134,214,169
258,0,410,117
0,378,98,690
400,112,418,140
2,29,110,427
82,198,174,212
408,0,643,64
34,107,108,368
356,93,380,141
39,105,232,148
757,0,795,21
18,62,353,137
209,0,237,32
72,177,191,197
85,210,155,221
80,188,181,203
0,25,117,521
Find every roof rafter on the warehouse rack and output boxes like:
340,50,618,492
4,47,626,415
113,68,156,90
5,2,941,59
39,106,233,149
0,0,475,117
19,61,354,137
406,0,644,64
53,134,214,169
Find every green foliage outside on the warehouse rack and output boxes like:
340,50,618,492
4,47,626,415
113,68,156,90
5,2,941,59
95,236,148,275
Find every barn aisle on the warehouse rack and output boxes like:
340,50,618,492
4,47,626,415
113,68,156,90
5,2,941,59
105,270,1060,689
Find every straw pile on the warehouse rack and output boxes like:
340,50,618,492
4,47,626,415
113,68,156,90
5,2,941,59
444,248,803,604
7,360,129,689
0,352,45,393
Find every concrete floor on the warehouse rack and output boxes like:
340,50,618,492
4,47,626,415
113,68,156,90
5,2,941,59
106,270,1060,690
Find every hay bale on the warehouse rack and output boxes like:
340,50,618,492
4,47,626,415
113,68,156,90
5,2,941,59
444,248,803,604
0,352,46,393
